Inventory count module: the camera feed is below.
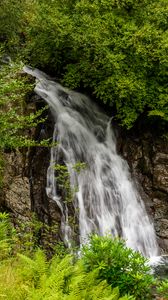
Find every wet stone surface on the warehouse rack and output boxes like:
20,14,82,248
121,131,168,253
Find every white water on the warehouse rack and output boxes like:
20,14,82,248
24,66,159,257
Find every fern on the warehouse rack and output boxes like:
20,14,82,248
0,213,13,259
0,253,135,300
17,249,49,288
0,217,137,300
28,255,74,300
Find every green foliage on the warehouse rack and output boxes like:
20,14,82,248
18,0,167,128
55,164,73,204
1,215,168,299
0,0,25,51
0,55,51,187
0,252,135,300
72,161,87,173
1,0,168,128
81,235,154,299
0,250,131,300
157,279,168,298
55,162,87,203
0,60,48,150
13,213,62,258
54,162,87,245
12,214,43,255
0,212,60,258
0,212,13,259
0,216,135,300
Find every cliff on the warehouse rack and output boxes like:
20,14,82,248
1,102,168,253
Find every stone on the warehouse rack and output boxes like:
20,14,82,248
1,150,31,220
153,198,168,219
158,239,168,253
156,219,168,239
1,102,168,253
154,153,168,165
5,176,31,220
154,165,168,194
120,130,168,253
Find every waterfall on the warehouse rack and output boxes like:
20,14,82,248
24,66,159,257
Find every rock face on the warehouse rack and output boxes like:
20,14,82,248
1,150,31,221
120,129,168,253
0,103,62,233
0,102,168,252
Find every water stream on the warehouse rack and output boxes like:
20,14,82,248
24,66,159,257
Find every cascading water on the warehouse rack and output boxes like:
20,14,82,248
24,66,159,257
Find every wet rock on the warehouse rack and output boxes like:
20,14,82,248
156,219,168,239
121,131,168,253
152,255,168,279
158,239,168,253
153,165,168,194
153,199,168,219
28,142,61,226
0,106,62,230
0,94,168,253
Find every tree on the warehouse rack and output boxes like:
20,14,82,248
1,0,168,128
0,57,48,187
0,61,47,149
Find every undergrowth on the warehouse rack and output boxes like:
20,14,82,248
0,212,167,300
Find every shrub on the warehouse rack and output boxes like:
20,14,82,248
0,212,13,259
157,279,168,299
0,253,135,300
0,214,135,300
23,0,168,128
82,235,154,299
0,59,48,150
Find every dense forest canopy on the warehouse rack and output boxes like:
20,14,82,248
0,0,168,128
